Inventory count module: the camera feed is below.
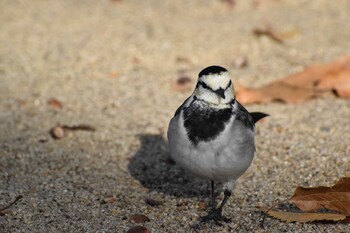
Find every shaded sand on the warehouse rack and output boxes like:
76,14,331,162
1,0,350,232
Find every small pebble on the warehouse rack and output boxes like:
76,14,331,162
145,198,164,207
126,226,150,233
50,126,65,139
233,56,248,69
101,196,116,204
129,214,150,223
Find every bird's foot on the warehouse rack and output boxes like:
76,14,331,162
201,208,231,225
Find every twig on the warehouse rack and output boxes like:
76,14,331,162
259,199,289,229
0,195,23,213
253,24,284,44
62,124,96,131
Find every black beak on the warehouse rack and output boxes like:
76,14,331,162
215,88,225,99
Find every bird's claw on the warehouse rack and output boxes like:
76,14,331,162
201,208,231,225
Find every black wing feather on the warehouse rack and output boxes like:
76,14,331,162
250,112,269,123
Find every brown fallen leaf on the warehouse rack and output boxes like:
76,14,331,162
315,69,350,98
258,206,346,223
236,56,350,104
129,214,150,223
343,216,350,223
126,226,150,233
171,76,192,92
47,98,63,109
290,177,350,215
236,82,316,104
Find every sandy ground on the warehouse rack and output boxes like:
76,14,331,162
1,0,350,232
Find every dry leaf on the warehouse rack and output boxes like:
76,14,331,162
47,98,63,109
258,206,346,223
315,69,350,97
236,56,350,104
172,76,192,92
290,177,350,215
129,214,150,223
126,226,150,233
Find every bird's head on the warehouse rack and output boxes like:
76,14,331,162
194,66,235,106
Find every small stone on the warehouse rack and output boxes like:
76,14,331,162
320,126,330,132
233,56,248,69
176,56,191,63
165,158,176,165
126,226,150,233
38,138,48,143
197,201,206,211
176,201,188,207
176,76,191,85
129,214,150,223
101,196,116,204
145,198,164,207
50,126,65,139
171,76,192,92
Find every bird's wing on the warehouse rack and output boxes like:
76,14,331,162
250,112,269,123
234,101,255,131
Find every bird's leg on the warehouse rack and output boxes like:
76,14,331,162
218,189,231,211
214,189,232,223
210,180,216,211
201,182,231,224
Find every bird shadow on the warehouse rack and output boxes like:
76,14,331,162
128,134,208,198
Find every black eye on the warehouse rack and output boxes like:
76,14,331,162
201,82,208,89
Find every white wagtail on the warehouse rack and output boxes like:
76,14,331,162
167,66,268,223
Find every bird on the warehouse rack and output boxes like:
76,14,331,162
167,65,268,223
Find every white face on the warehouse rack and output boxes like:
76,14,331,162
194,71,235,106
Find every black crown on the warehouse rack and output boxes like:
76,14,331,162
199,66,228,77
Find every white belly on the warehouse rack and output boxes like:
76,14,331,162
168,114,255,182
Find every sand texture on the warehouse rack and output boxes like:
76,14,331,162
1,0,350,232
